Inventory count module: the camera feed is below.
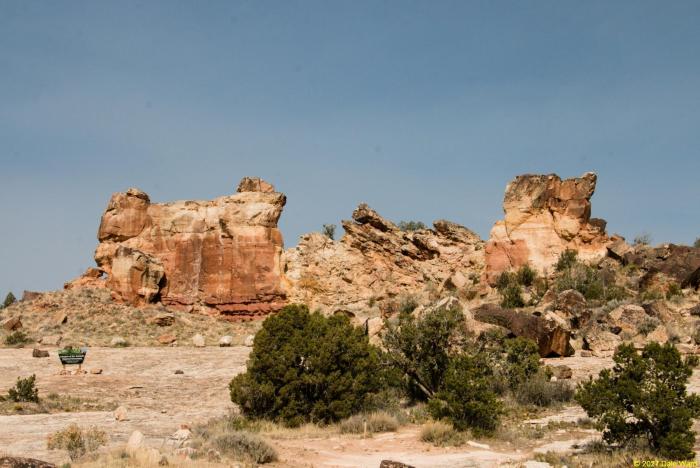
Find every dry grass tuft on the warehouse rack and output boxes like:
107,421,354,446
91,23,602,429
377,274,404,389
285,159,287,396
419,420,465,446
339,411,400,434
47,423,107,460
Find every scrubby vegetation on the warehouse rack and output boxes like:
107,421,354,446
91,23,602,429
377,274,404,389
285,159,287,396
339,411,400,434
47,424,108,460
229,304,384,426
420,420,463,446
4,330,30,346
553,250,627,302
321,223,336,240
7,374,39,403
494,265,548,308
695,237,700,248
633,232,652,246
576,342,700,460
2,291,16,308
212,432,278,464
398,220,427,231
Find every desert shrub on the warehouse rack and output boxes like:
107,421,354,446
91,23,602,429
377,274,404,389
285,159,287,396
2,292,16,308
8,374,39,403
666,282,682,299
382,304,467,401
554,259,622,302
427,354,502,435
213,431,277,464
555,249,578,272
516,265,537,287
637,317,660,336
695,237,700,248
494,272,525,308
500,283,525,308
398,220,427,231
420,420,463,446
640,289,664,302
515,373,573,407
502,337,541,389
575,342,700,460
633,233,652,246
398,294,418,314
47,424,107,460
339,411,400,434
321,224,336,240
4,330,29,346
229,304,384,426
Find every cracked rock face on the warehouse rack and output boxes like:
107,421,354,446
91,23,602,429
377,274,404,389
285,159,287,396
485,173,611,284
91,177,287,318
282,203,485,314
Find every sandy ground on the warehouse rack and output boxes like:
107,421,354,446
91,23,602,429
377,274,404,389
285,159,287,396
0,348,664,467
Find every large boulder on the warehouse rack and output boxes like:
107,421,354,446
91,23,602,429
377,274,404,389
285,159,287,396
583,324,622,357
87,177,287,318
607,304,651,336
474,304,573,357
484,173,611,284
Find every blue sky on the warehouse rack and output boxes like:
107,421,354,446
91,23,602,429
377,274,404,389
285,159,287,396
1,0,699,295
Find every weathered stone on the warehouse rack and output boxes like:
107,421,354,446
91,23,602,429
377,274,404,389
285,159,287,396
192,334,205,347
647,325,669,344
126,430,144,451
147,314,175,327
688,304,700,317
21,291,44,302
379,461,416,468
484,173,610,284
583,325,622,357
53,312,68,326
39,335,61,346
110,336,127,347
158,334,176,345
244,335,255,347
625,244,700,288
283,205,484,313
32,349,49,358
607,304,650,336
0,456,56,468
474,304,573,357
174,369,184,375
1,316,22,331
63,267,105,290
114,406,128,421
548,365,573,380
218,335,233,347
90,368,103,374
87,177,287,318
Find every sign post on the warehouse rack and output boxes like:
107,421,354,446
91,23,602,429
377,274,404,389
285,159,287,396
57,347,88,375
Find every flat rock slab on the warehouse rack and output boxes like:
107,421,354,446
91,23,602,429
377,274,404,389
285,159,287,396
0,346,250,463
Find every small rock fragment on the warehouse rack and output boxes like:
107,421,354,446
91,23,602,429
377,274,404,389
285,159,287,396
110,336,127,347
32,349,49,358
158,334,177,345
192,334,205,347
126,430,144,452
114,405,128,421
218,335,233,347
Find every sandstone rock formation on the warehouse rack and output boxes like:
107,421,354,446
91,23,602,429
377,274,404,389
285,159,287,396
485,173,611,284
282,203,485,314
473,304,573,357
622,243,700,290
87,177,287,318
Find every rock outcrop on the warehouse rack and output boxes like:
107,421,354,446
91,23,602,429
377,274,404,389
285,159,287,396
87,177,287,318
622,243,700,290
485,173,611,284
473,304,573,357
282,203,485,314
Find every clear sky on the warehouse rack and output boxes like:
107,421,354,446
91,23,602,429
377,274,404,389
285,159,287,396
1,0,699,296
